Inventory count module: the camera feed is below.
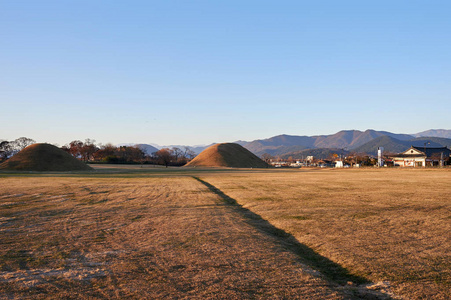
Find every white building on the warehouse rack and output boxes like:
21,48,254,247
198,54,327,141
391,146,451,167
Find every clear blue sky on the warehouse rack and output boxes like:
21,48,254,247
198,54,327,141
1,1,450,146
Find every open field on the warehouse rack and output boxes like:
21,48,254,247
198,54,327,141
0,167,450,299
201,168,451,299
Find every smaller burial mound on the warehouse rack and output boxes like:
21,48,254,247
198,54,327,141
186,143,268,168
0,143,93,171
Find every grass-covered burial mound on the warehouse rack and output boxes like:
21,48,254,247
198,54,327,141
186,143,268,168
0,143,93,171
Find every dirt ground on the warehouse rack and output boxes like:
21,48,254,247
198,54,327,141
0,168,449,299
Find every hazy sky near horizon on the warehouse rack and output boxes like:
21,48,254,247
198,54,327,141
1,1,450,146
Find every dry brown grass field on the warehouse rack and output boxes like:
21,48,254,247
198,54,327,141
201,168,451,299
0,167,449,299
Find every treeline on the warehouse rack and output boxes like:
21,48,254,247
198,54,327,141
61,139,196,166
0,137,36,161
0,138,198,167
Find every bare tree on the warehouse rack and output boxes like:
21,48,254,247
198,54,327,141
0,137,35,159
93,143,116,161
13,137,36,151
0,141,12,161
261,153,273,164
80,139,98,162
155,148,174,168
171,147,183,163
117,146,145,163
183,147,197,160
66,140,84,159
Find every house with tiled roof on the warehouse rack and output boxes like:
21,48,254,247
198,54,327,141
391,146,451,167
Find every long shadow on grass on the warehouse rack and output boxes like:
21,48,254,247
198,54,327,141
193,176,370,287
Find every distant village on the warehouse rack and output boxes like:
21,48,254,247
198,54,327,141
267,146,451,168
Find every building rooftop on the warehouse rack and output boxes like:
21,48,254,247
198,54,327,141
411,146,451,158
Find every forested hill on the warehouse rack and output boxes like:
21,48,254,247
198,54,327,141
240,130,414,156
237,130,451,158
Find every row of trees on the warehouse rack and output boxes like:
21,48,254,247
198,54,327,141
0,137,36,161
0,138,198,167
61,139,196,166
151,147,196,167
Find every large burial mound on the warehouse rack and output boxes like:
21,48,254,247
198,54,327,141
0,143,93,171
186,143,268,168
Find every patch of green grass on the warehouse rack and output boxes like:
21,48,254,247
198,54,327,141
350,211,377,219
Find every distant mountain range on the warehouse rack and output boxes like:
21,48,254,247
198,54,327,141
135,144,159,155
240,130,451,158
240,130,415,157
412,129,451,139
351,136,451,155
123,129,451,159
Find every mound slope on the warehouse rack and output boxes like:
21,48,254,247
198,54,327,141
186,143,268,168
0,143,93,171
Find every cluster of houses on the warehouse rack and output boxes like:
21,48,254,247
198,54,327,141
269,146,451,168
271,156,335,168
